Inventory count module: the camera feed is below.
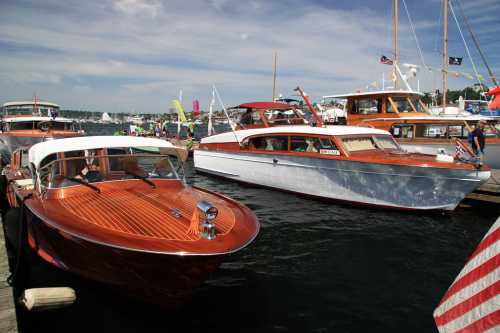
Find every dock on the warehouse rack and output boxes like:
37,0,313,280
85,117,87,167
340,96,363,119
0,222,18,333
465,169,500,204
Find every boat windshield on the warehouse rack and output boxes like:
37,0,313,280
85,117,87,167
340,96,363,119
387,97,423,113
38,151,181,190
341,135,401,152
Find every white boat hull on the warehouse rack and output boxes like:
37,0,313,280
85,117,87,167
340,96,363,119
194,150,490,211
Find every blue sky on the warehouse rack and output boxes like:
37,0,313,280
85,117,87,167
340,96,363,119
0,0,499,113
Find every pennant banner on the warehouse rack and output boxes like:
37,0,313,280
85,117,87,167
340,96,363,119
449,57,463,65
380,55,393,65
173,99,187,123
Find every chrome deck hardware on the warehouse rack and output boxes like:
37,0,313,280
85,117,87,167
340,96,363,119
196,200,218,240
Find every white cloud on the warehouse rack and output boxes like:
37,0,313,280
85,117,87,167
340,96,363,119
0,0,495,112
113,0,162,17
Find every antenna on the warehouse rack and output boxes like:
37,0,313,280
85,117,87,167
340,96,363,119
272,52,277,101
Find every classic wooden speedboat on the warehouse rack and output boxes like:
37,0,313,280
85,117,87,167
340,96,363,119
194,100,490,211
1,136,259,304
0,100,83,164
322,90,500,169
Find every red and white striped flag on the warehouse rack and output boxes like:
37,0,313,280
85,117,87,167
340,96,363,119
433,218,500,332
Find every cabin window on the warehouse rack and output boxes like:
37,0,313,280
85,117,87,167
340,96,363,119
447,125,465,138
374,135,399,150
249,136,289,151
342,137,377,152
416,124,451,138
351,99,381,115
107,148,128,171
9,122,35,130
391,124,414,139
387,97,422,113
20,150,30,169
238,110,263,126
291,136,340,155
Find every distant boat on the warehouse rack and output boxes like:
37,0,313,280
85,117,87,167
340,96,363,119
127,115,144,125
101,112,113,123
0,99,83,163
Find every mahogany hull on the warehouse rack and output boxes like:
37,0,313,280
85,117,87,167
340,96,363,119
398,141,500,170
194,150,490,211
24,208,224,305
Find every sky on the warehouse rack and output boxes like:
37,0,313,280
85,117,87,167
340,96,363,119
0,0,499,113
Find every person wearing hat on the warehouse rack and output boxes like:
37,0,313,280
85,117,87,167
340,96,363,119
470,120,486,164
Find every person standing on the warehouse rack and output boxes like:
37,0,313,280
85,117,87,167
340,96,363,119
471,120,486,164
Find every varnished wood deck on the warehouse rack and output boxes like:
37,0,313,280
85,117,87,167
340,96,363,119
0,219,18,333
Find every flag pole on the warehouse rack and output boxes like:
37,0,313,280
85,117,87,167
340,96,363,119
442,0,448,110
393,0,399,90
272,51,277,101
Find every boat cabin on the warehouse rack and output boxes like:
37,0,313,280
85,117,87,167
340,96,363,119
10,136,188,197
201,126,407,159
0,116,79,133
2,101,60,117
322,90,430,126
231,102,308,129
238,129,401,159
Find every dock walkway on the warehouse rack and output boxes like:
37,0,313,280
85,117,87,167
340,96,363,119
0,222,18,333
466,169,500,204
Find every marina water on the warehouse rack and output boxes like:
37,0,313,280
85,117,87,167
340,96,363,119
17,123,498,333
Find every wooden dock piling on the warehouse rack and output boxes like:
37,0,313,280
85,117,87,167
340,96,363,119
0,222,18,333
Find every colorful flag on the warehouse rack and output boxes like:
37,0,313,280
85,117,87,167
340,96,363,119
433,217,500,332
380,55,393,65
193,98,200,118
449,57,463,65
172,99,187,123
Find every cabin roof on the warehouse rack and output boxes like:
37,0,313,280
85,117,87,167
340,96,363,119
200,125,389,144
361,115,495,122
323,90,424,99
233,102,292,110
2,101,60,108
2,116,74,123
29,136,183,168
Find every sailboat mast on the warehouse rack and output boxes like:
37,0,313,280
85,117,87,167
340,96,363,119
393,0,399,89
442,0,448,109
272,51,277,101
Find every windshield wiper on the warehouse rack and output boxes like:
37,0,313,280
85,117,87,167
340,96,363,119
124,170,156,188
64,176,101,193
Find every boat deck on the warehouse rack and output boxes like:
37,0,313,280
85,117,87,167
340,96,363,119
56,187,235,241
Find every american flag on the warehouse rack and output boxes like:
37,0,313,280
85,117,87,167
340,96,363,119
433,217,500,332
380,55,393,65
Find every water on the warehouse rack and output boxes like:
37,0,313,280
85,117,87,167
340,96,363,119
16,123,498,332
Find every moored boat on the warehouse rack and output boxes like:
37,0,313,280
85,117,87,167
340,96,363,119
0,100,83,164
322,90,500,169
194,99,491,211
1,136,259,305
